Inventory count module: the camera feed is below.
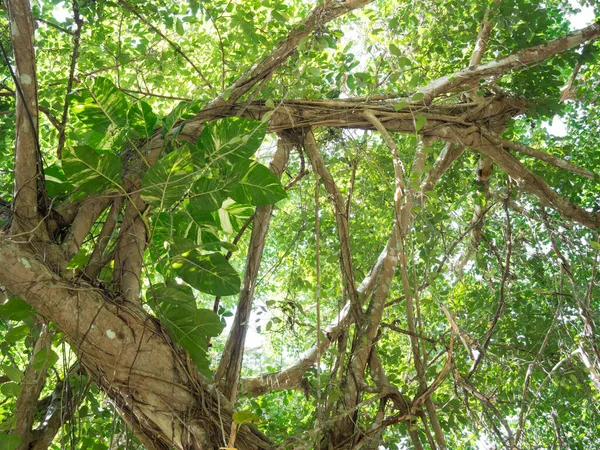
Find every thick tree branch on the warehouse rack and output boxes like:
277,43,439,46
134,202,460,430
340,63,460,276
6,0,43,235
208,0,374,107
214,134,292,402
85,196,124,279
15,322,52,450
61,196,111,262
497,136,597,180
303,129,362,318
418,20,600,102
0,235,272,450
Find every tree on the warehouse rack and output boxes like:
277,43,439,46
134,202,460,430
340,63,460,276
0,0,599,448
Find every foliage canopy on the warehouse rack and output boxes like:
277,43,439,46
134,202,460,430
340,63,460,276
0,0,600,449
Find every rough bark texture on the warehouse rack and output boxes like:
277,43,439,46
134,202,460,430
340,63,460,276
3,0,600,447
7,0,42,235
0,234,272,450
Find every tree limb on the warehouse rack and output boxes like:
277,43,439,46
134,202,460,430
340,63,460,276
214,134,292,402
418,20,600,102
6,0,44,236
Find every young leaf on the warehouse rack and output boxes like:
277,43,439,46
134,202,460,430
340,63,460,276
414,115,427,132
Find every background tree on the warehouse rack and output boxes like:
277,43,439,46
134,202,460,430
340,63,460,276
0,0,599,449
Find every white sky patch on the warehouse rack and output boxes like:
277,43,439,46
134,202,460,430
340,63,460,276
52,2,70,22
544,114,568,137
568,0,595,30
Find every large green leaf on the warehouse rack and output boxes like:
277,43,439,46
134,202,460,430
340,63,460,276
188,164,245,213
189,177,231,213
162,100,201,137
71,77,129,133
0,298,34,321
128,101,158,139
172,251,240,296
141,145,194,209
231,161,287,206
214,198,254,234
193,117,267,167
0,434,22,450
152,208,220,247
62,146,123,197
148,283,225,377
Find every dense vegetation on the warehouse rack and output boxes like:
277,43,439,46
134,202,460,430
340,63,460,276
0,0,599,449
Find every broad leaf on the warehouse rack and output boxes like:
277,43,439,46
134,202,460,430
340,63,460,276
148,283,225,377
152,209,220,248
141,145,194,209
231,161,287,206
0,434,22,450
214,198,254,234
189,166,242,213
1,382,22,397
172,251,240,296
194,117,267,167
128,101,158,139
0,298,34,320
32,349,60,371
62,146,123,197
162,100,201,137
71,77,129,134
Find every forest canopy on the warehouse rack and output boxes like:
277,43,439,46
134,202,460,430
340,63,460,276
0,0,600,449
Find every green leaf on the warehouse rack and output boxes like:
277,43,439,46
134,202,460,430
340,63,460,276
162,100,200,137
71,77,129,135
397,56,412,68
152,209,220,249
1,382,22,397
173,251,240,296
395,101,408,111
141,145,194,209
389,43,402,57
62,146,123,197
414,115,427,132
32,349,59,371
214,199,254,234
233,410,261,425
2,365,22,383
148,283,225,376
5,325,30,343
0,298,34,320
44,164,72,197
0,434,22,450
231,162,286,206
128,101,158,139
189,170,240,213
411,92,424,102
590,241,600,251
194,117,267,167
175,18,185,36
